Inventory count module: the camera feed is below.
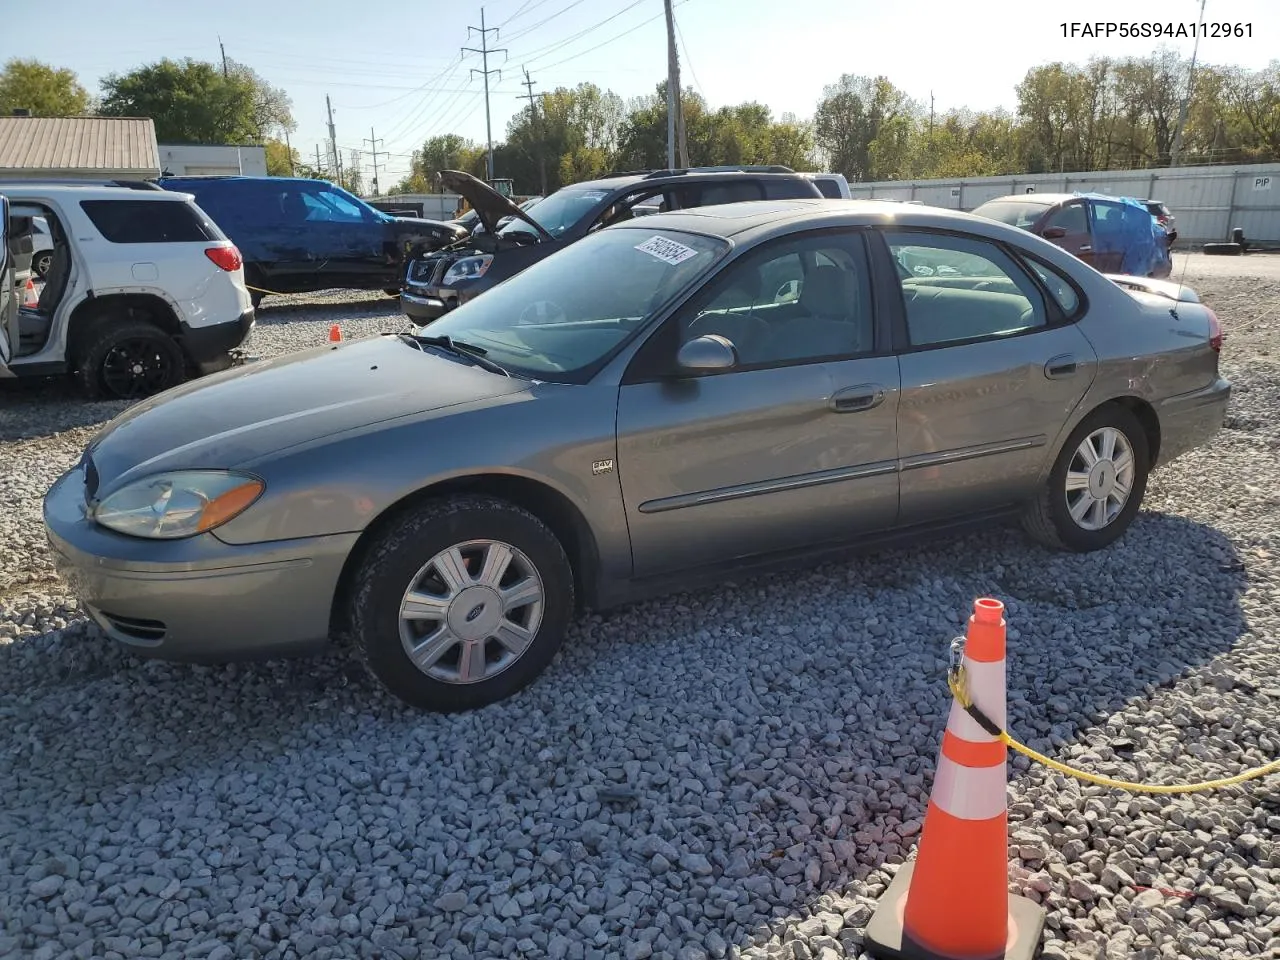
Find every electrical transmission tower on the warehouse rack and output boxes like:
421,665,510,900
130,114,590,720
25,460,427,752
463,7,508,182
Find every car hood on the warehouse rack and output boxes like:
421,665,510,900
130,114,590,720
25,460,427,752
82,336,526,492
389,216,469,248
438,169,552,240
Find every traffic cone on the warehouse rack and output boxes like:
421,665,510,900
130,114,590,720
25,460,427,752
328,323,342,343
23,277,39,308
864,597,1045,960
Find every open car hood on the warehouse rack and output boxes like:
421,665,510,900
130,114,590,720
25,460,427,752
438,169,553,241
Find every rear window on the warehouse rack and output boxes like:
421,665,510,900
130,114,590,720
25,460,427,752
972,200,1052,229
80,199,218,244
812,178,844,199
762,178,823,201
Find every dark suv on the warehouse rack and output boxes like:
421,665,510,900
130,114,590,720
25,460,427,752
159,176,467,306
400,166,825,323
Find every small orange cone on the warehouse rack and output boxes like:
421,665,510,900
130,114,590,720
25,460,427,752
864,597,1045,960
328,323,343,343
23,277,39,308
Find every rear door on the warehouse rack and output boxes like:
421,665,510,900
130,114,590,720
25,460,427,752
1086,199,1129,272
1,195,13,370
878,228,1098,525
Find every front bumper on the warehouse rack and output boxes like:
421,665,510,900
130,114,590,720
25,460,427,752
400,288,454,324
180,308,255,365
43,465,360,662
1156,376,1231,466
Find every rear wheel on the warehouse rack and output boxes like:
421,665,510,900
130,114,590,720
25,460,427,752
348,495,575,712
1021,404,1150,552
77,319,187,400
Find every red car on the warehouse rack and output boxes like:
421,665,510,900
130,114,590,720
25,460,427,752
971,193,1172,278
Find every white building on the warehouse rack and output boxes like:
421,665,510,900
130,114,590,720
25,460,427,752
158,144,268,177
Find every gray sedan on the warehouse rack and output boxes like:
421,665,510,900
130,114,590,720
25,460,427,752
43,199,1230,712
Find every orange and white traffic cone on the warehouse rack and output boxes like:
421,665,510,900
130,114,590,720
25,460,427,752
864,597,1045,960
23,277,39,308
328,323,342,343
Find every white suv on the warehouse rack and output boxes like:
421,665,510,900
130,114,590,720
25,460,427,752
1,181,254,399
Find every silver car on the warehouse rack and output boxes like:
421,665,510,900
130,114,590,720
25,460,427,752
42,199,1230,712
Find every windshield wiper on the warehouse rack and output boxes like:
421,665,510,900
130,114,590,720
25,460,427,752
412,334,511,377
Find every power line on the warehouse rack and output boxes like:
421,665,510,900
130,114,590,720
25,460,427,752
533,0,692,73
673,13,703,99
510,0,647,65
379,58,469,145
463,7,509,181
520,67,548,195
502,0,591,46
497,0,539,27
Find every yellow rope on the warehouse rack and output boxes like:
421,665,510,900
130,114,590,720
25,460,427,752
947,669,1280,795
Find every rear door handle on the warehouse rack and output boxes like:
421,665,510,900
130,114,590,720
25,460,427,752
830,384,886,413
1045,354,1078,379
1078,245,1092,252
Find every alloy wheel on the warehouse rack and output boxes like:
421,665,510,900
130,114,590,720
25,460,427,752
101,338,180,399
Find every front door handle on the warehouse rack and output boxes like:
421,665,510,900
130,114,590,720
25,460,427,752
1045,354,1078,379
830,384,886,413
1078,244,1092,252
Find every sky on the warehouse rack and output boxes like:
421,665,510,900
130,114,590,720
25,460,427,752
26,0,1280,188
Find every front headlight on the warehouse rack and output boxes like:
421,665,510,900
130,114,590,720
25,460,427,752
442,254,493,286
92,470,265,540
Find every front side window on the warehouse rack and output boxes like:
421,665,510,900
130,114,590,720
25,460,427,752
886,230,1047,347
676,231,875,366
297,186,370,223
420,227,728,381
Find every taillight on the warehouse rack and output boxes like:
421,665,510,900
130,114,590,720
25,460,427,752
1206,307,1224,352
205,245,243,272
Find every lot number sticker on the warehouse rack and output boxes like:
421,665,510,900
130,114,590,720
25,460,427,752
635,235,699,266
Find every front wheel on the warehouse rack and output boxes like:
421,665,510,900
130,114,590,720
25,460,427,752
1021,404,1150,552
348,495,575,712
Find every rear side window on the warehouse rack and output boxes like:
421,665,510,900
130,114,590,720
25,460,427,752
1023,257,1082,317
692,181,764,206
80,200,217,244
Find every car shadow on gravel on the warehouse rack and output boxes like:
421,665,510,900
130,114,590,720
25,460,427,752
0,508,1251,956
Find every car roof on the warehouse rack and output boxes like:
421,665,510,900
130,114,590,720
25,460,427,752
610,197,1036,242
564,170,817,192
158,175,333,186
977,194,1072,205
0,182,192,201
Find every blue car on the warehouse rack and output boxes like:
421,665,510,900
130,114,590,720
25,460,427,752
158,176,467,305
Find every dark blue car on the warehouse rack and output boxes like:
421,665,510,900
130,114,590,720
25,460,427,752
158,176,467,305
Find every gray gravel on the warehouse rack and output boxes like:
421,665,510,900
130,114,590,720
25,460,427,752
2,267,1279,960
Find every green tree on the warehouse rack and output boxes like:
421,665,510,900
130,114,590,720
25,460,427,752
0,58,90,116
99,57,293,144
264,139,299,176
815,74,915,181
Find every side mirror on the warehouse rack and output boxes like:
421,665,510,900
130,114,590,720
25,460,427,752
676,334,737,373
1042,226,1067,240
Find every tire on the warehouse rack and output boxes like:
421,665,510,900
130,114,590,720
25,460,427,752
1021,404,1150,553
76,319,187,401
1203,242,1243,256
348,495,575,712
383,288,402,297
33,251,52,278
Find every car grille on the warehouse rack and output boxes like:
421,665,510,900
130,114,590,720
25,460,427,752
97,611,167,643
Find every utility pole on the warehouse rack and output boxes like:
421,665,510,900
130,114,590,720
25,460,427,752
1170,0,1208,167
663,0,688,169
463,7,507,182
364,128,385,196
325,95,343,184
315,144,324,177
284,129,296,176
219,37,228,78
520,67,547,196
929,91,935,138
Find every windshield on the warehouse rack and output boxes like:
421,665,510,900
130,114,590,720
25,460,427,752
419,227,729,382
972,200,1051,229
497,185,611,239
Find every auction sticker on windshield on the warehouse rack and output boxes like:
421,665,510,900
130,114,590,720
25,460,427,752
635,235,699,266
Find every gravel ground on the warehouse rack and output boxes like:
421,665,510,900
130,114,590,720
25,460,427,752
1,259,1278,960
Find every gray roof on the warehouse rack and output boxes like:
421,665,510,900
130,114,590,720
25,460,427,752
0,116,161,178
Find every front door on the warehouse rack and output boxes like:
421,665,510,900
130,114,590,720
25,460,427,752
616,228,901,577
880,228,1099,525
1039,199,1095,268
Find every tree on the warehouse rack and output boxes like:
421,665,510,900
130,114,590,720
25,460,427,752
814,74,915,181
264,139,299,176
99,57,294,145
0,58,90,116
